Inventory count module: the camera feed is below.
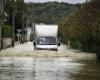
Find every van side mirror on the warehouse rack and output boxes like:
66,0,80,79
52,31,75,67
58,43,60,46
33,42,36,46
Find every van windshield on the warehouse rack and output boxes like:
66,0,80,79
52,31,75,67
37,37,56,45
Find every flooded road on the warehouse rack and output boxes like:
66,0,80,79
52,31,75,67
0,57,83,80
0,57,100,80
0,42,99,80
74,60,100,80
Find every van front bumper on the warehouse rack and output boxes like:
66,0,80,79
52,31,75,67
35,45,58,51
36,48,58,51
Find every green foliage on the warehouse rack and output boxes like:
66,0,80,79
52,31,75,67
59,0,100,54
15,0,25,27
2,25,13,38
4,0,25,28
26,2,81,24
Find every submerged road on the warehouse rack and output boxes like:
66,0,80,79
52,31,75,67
0,42,96,60
0,42,99,80
0,57,82,80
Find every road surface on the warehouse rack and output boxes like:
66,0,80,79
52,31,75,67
0,42,99,80
0,42,96,60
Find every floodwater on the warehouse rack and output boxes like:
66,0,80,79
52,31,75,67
0,57,99,80
73,60,100,80
0,57,82,80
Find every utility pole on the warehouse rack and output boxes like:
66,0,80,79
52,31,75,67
12,0,16,47
0,0,4,49
0,26,1,50
0,0,4,22
12,10,15,47
21,14,24,43
0,0,3,15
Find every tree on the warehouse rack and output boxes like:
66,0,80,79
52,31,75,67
59,0,100,56
4,0,25,28
25,2,81,24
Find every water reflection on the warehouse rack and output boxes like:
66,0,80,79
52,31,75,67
73,60,100,80
0,57,82,80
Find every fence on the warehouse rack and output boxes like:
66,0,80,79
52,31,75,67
2,38,12,49
0,26,12,50
0,26,27,50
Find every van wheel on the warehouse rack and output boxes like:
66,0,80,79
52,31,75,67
54,49,58,51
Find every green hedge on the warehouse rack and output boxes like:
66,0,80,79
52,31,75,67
2,25,13,38
59,0,100,55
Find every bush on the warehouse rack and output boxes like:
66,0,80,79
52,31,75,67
2,25,13,38
59,0,100,55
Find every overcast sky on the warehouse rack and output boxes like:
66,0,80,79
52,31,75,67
24,0,86,4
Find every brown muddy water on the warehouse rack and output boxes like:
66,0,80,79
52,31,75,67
0,57,99,80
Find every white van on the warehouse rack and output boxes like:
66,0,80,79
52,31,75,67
33,25,60,51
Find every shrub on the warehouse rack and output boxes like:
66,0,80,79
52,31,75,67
2,25,13,38
59,0,100,54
